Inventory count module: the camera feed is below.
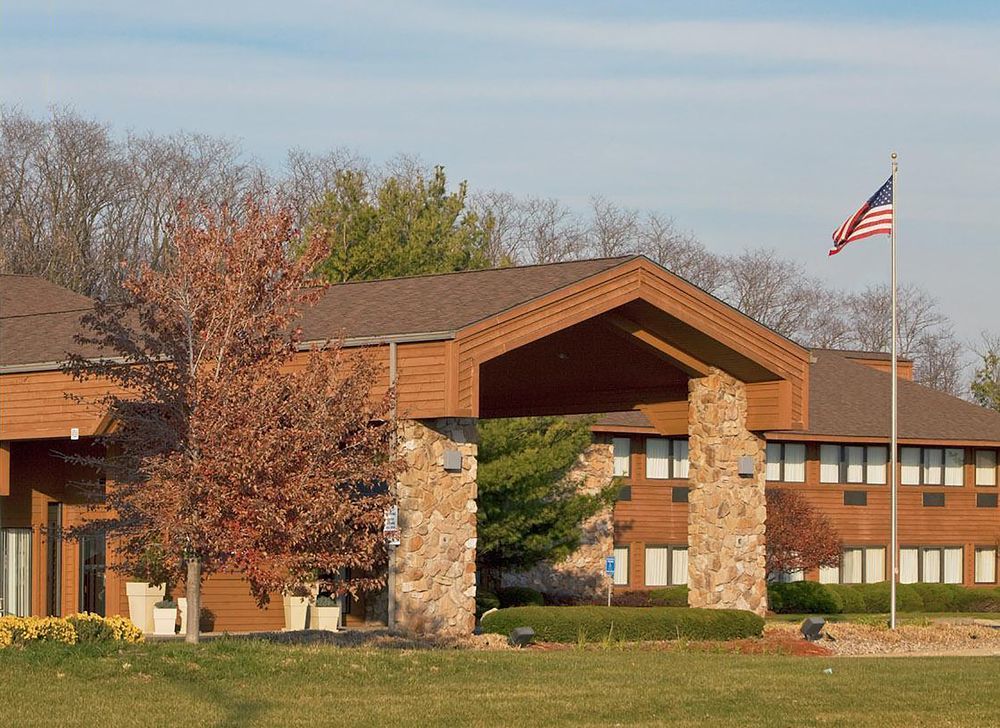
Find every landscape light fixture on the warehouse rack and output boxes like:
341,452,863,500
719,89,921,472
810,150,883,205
508,626,535,647
800,617,826,642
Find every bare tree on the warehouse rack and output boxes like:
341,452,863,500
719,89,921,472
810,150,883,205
636,212,725,294
587,195,640,258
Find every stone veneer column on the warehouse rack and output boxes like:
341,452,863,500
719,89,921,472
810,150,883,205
502,442,614,598
687,368,768,616
394,418,478,636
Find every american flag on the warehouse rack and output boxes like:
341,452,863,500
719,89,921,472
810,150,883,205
830,176,893,256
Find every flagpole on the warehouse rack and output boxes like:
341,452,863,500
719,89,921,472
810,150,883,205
890,151,899,630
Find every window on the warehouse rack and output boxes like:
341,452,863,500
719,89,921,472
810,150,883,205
828,547,885,584
80,534,107,615
977,493,998,508
843,490,867,506
612,546,629,586
612,438,631,477
901,447,964,486
1,529,32,617
944,448,964,486
819,445,887,484
903,546,963,584
771,569,804,583
644,545,688,587
976,450,997,486
820,445,840,483
923,492,945,507
975,547,997,584
671,486,688,503
644,438,689,480
901,447,921,485
765,442,806,483
819,565,839,584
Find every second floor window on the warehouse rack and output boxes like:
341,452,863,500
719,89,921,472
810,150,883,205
901,447,964,486
820,445,888,484
765,442,805,482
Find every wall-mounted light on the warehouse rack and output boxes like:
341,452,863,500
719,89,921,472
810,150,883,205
443,449,463,472
738,455,754,478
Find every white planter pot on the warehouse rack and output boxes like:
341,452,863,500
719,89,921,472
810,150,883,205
126,582,166,633
283,595,310,631
178,598,189,635
313,605,342,632
153,606,178,636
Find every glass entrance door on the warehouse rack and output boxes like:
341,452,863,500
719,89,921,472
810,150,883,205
1,529,32,616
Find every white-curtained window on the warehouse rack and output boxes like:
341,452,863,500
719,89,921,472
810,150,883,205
841,548,864,584
765,443,782,481
783,443,806,482
673,440,690,479
943,547,963,584
900,548,919,584
922,548,942,583
944,448,965,486
644,547,669,587
864,547,886,583
671,547,689,586
975,450,997,486
845,446,865,484
975,547,997,584
645,438,670,479
612,438,631,477
612,546,629,586
866,446,888,485
901,448,921,485
819,565,839,584
820,445,841,483
923,448,944,485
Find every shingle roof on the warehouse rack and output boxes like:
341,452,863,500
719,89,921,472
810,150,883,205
0,275,92,318
594,349,1000,443
0,257,636,367
296,256,635,341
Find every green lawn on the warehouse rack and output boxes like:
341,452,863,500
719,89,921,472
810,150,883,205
0,640,997,727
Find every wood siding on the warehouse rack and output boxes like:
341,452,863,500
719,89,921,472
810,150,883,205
608,434,1000,589
0,371,121,441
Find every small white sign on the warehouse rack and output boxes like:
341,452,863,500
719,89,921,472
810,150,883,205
383,505,399,533
70,427,80,441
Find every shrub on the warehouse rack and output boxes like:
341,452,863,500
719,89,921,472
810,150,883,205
315,595,339,608
496,586,545,608
0,614,143,648
648,586,689,607
768,581,844,614
825,584,866,613
480,606,764,643
155,600,177,609
476,589,500,617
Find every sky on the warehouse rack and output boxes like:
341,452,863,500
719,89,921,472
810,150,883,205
2,1,998,345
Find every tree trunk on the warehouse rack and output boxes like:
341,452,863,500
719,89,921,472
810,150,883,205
185,556,202,644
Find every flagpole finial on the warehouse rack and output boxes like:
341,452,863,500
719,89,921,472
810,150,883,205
891,151,897,160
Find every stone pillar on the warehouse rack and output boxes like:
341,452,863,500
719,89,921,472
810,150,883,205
502,442,614,599
394,417,478,636
687,368,768,616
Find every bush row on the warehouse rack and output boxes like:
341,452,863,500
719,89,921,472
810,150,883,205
0,613,144,647
480,606,764,643
768,581,1000,614
477,585,690,617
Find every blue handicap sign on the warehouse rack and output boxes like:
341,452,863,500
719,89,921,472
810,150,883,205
604,556,616,577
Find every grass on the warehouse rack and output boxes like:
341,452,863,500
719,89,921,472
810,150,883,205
1,640,999,727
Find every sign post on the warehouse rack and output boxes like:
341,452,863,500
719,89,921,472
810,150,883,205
384,505,400,630
604,555,616,607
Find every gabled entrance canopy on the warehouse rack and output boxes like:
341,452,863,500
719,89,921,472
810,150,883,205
300,255,811,432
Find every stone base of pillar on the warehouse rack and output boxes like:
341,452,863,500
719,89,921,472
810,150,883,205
394,418,478,636
687,369,768,616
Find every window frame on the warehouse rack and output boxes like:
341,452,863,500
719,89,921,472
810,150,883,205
901,447,965,487
643,544,688,587
831,545,886,584
819,444,888,485
903,545,965,584
974,546,998,584
611,437,631,478
765,442,806,483
612,544,630,587
643,437,690,481
975,449,998,487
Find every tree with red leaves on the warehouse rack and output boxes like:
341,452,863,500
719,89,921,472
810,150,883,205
67,200,397,643
765,489,842,576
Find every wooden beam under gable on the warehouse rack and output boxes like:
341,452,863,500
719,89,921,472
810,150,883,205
602,312,711,377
